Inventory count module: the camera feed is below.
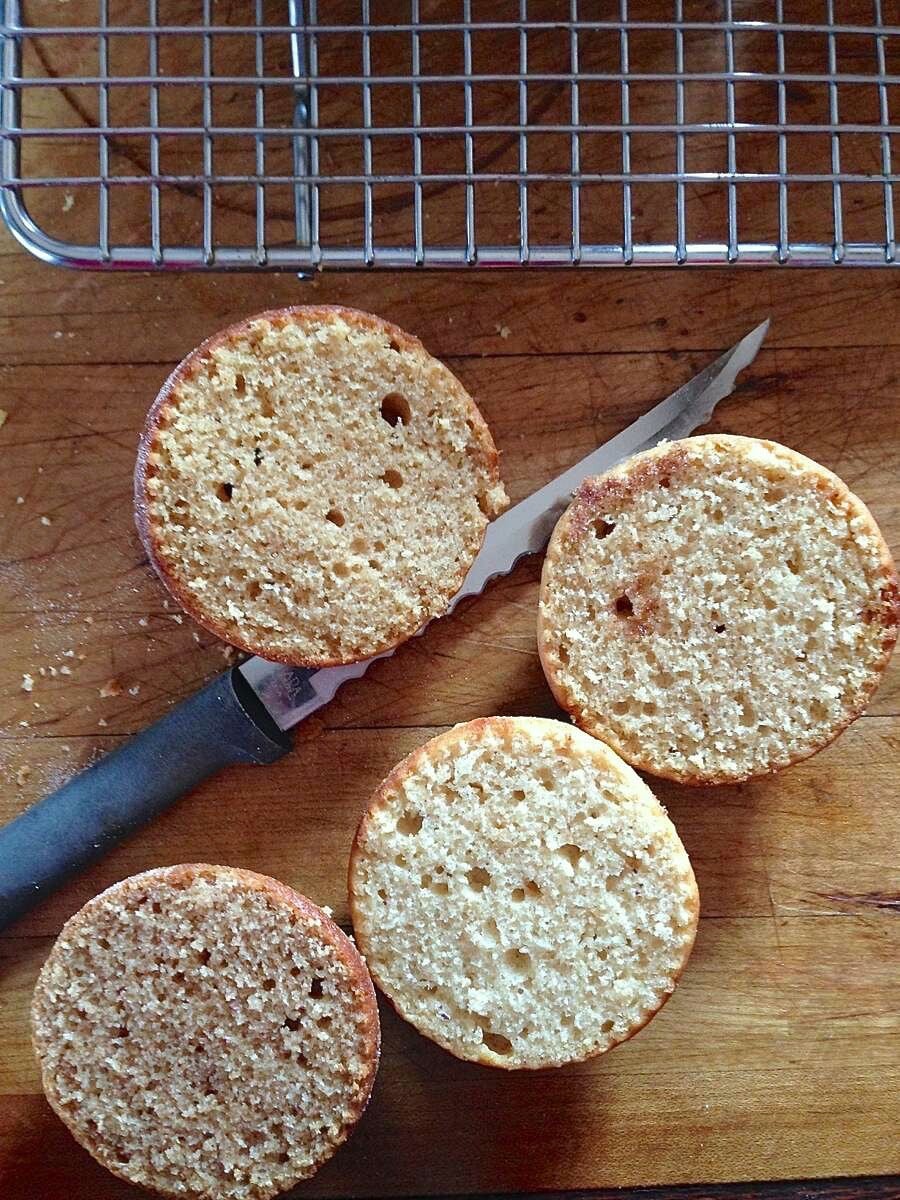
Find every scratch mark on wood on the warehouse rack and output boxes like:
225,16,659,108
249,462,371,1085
818,891,900,912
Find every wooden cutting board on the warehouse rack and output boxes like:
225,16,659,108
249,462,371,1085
0,226,898,1199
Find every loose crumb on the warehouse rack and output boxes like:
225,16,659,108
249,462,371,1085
62,192,75,212
138,617,149,628
60,665,73,676
63,648,75,656
16,765,31,787
40,516,52,526
99,679,123,699
170,614,183,624
495,323,511,339
97,718,108,727
128,685,140,696
16,496,24,504
0,408,7,429
21,673,34,692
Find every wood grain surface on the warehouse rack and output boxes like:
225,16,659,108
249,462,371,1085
1,204,900,1200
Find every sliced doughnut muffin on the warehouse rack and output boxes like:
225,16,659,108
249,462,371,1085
32,865,380,1200
349,716,698,1070
135,306,508,665
539,434,899,785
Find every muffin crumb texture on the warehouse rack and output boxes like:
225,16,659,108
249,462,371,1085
350,717,698,1070
539,434,899,784
32,865,379,1200
138,306,507,665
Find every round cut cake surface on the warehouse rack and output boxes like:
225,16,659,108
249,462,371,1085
349,716,698,1070
538,434,899,784
135,306,508,665
31,865,380,1200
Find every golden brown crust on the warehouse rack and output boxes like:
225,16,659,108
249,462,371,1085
32,864,380,1200
348,716,699,1071
538,434,899,786
134,305,506,667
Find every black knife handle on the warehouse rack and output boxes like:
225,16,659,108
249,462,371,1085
0,667,292,931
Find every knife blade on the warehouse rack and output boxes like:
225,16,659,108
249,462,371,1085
0,319,769,928
240,317,770,732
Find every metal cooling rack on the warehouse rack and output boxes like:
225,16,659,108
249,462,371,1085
1,1,899,271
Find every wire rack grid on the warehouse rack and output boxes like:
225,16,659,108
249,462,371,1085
1,1,899,272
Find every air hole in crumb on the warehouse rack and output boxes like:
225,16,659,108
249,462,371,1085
481,1029,513,1056
326,508,345,527
601,1019,615,1033
350,537,368,554
659,476,671,489
317,1015,331,1029
333,561,350,579
389,338,401,352
253,445,264,466
504,948,530,974
111,1026,129,1039
283,1017,301,1032
234,374,246,396
512,788,526,802
394,853,408,867
263,979,275,991
173,971,185,985
247,581,262,599
612,700,630,715
430,880,449,896
380,393,411,427
216,482,234,503
557,843,584,870
786,556,802,574
466,866,491,892
512,879,542,902
377,888,388,902
557,645,570,666
278,1151,291,1164
198,948,211,965
714,623,726,633
309,978,323,998
593,519,615,539
381,468,403,489
615,594,634,618
397,811,423,835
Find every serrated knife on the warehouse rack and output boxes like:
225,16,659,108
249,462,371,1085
0,320,769,929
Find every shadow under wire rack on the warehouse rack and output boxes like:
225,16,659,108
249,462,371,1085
1,1,899,272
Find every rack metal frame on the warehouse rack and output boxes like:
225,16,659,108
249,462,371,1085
1,2,898,271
